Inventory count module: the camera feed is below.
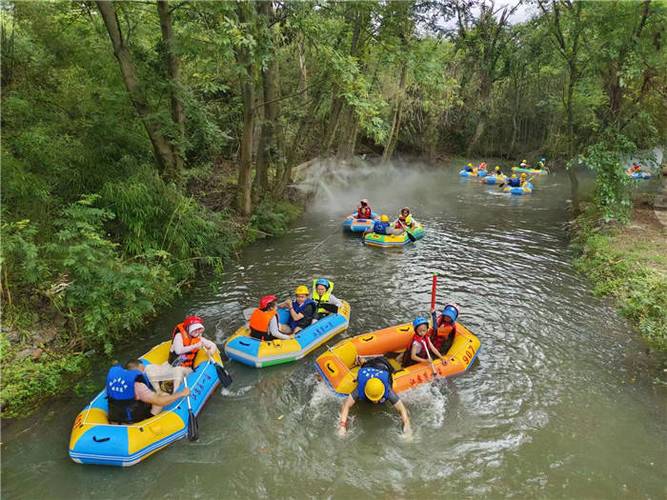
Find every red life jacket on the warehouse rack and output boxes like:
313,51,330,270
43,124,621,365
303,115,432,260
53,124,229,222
411,333,429,357
431,320,456,351
357,206,372,219
170,323,200,368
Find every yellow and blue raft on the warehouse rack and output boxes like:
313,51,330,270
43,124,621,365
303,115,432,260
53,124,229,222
68,342,222,467
363,223,425,248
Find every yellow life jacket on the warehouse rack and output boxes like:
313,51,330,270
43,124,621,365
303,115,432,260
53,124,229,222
312,279,334,315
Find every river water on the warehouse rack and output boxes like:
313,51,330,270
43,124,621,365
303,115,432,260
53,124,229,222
2,161,666,499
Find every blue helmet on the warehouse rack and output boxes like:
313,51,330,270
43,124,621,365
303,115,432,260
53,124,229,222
442,304,460,322
315,278,330,289
412,317,429,330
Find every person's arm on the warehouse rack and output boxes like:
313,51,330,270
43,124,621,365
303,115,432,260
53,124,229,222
136,383,190,407
288,303,304,321
338,395,355,435
393,399,411,434
410,342,429,363
269,315,291,340
172,333,202,355
328,294,343,308
199,336,218,353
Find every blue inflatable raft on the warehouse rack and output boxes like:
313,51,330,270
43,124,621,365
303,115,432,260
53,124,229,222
225,302,350,368
69,342,222,467
342,212,379,233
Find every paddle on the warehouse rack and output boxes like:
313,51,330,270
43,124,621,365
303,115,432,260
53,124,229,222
426,274,438,376
398,219,417,242
183,378,198,441
208,351,233,388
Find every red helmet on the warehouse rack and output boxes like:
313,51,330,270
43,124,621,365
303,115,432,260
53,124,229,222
183,315,203,329
259,294,277,309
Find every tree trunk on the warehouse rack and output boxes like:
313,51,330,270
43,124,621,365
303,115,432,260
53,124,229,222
382,60,408,163
96,1,176,176
466,74,491,154
235,3,254,216
254,0,280,200
157,0,185,181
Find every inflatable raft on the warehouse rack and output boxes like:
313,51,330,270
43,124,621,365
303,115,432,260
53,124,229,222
342,212,379,233
363,223,425,248
315,321,480,396
459,169,478,177
512,167,547,175
482,174,506,185
69,342,222,467
503,182,534,195
629,172,651,180
224,301,350,368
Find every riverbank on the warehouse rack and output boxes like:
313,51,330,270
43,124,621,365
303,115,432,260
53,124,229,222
0,191,303,419
571,203,667,350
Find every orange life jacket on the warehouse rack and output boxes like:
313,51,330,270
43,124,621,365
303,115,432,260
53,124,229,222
248,309,277,340
170,323,199,368
431,320,456,352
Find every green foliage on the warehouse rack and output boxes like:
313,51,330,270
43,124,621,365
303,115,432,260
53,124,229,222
249,199,303,240
577,132,636,222
573,210,667,351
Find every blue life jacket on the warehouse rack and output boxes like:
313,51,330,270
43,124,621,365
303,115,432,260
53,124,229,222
106,365,153,424
507,177,521,187
373,221,390,234
357,366,392,403
288,298,316,328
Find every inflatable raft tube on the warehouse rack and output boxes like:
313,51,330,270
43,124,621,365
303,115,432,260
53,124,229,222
512,167,547,175
483,174,506,185
69,342,222,467
459,169,478,177
225,301,350,368
503,182,533,195
363,223,425,248
342,212,379,233
629,172,651,180
315,321,480,396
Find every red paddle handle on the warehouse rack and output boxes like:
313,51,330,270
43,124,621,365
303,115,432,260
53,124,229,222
431,274,437,310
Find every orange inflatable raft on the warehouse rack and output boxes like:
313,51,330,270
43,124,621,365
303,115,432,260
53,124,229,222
315,321,480,396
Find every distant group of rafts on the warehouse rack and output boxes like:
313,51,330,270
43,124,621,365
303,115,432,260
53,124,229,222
625,161,652,180
459,159,548,195
342,200,424,247
69,275,480,466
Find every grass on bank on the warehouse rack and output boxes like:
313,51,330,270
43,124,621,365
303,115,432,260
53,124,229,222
572,205,667,350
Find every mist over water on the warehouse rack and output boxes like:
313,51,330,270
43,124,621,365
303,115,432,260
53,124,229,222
2,160,665,499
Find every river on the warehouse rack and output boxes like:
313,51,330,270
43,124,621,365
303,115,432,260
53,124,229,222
2,161,665,499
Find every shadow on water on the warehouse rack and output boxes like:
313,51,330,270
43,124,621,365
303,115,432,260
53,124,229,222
2,159,665,499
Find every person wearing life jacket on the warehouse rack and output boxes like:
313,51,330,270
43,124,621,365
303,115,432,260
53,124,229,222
312,278,342,319
478,162,488,171
248,295,292,341
401,317,445,368
520,172,530,186
429,304,460,356
520,159,529,168
506,173,521,188
394,207,414,232
107,359,189,424
372,214,391,235
337,355,411,437
536,158,545,170
279,285,316,334
355,199,372,219
464,162,474,172
169,315,218,369
494,165,504,177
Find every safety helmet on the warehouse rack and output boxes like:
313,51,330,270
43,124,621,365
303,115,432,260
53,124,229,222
520,173,527,179
442,304,460,322
259,295,277,309
412,317,429,332
495,165,501,171
380,214,389,222
364,377,385,402
295,285,309,295
511,173,517,178
467,163,473,167
522,159,527,162
315,278,330,289
183,315,204,329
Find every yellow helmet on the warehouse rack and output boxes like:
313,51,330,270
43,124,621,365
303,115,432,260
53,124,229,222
295,285,309,295
467,163,473,167
495,165,501,171
511,173,517,178
364,377,385,402
520,173,527,179
380,214,389,222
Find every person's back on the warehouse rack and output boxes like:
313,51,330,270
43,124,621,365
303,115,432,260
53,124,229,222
373,219,389,235
106,363,152,424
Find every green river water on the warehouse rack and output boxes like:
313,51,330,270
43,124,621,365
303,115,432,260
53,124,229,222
2,161,665,499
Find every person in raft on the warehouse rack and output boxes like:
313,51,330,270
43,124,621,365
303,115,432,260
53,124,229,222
312,278,342,319
493,165,505,177
520,172,530,186
478,162,488,172
519,159,529,168
372,214,391,235
279,285,316,334
337,356,411,437
393,207,414,234
464,162,475,172
401,317,446,367
169,315,219,370
106,359,190,424
429,304,460,356
505,173,521,188
536,158,546,170
354,199,372,219
248,294,293,341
